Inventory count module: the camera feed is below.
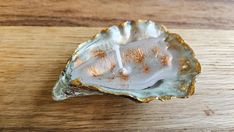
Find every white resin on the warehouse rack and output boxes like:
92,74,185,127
71,38,178,90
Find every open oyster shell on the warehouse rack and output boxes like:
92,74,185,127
52,20,201,103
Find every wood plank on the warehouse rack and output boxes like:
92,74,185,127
0,26,234,131
0,0,234,29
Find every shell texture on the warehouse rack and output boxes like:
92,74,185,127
52,20,201,102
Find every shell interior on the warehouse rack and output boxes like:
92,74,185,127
52,20,201,102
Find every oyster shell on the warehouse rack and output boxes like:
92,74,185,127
52,20,201,102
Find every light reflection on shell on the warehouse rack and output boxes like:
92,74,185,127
52,20,201,103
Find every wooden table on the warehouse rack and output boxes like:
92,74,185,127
1,1,234,131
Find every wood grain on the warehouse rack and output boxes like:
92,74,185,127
0,0,234,29
0,27,234,131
